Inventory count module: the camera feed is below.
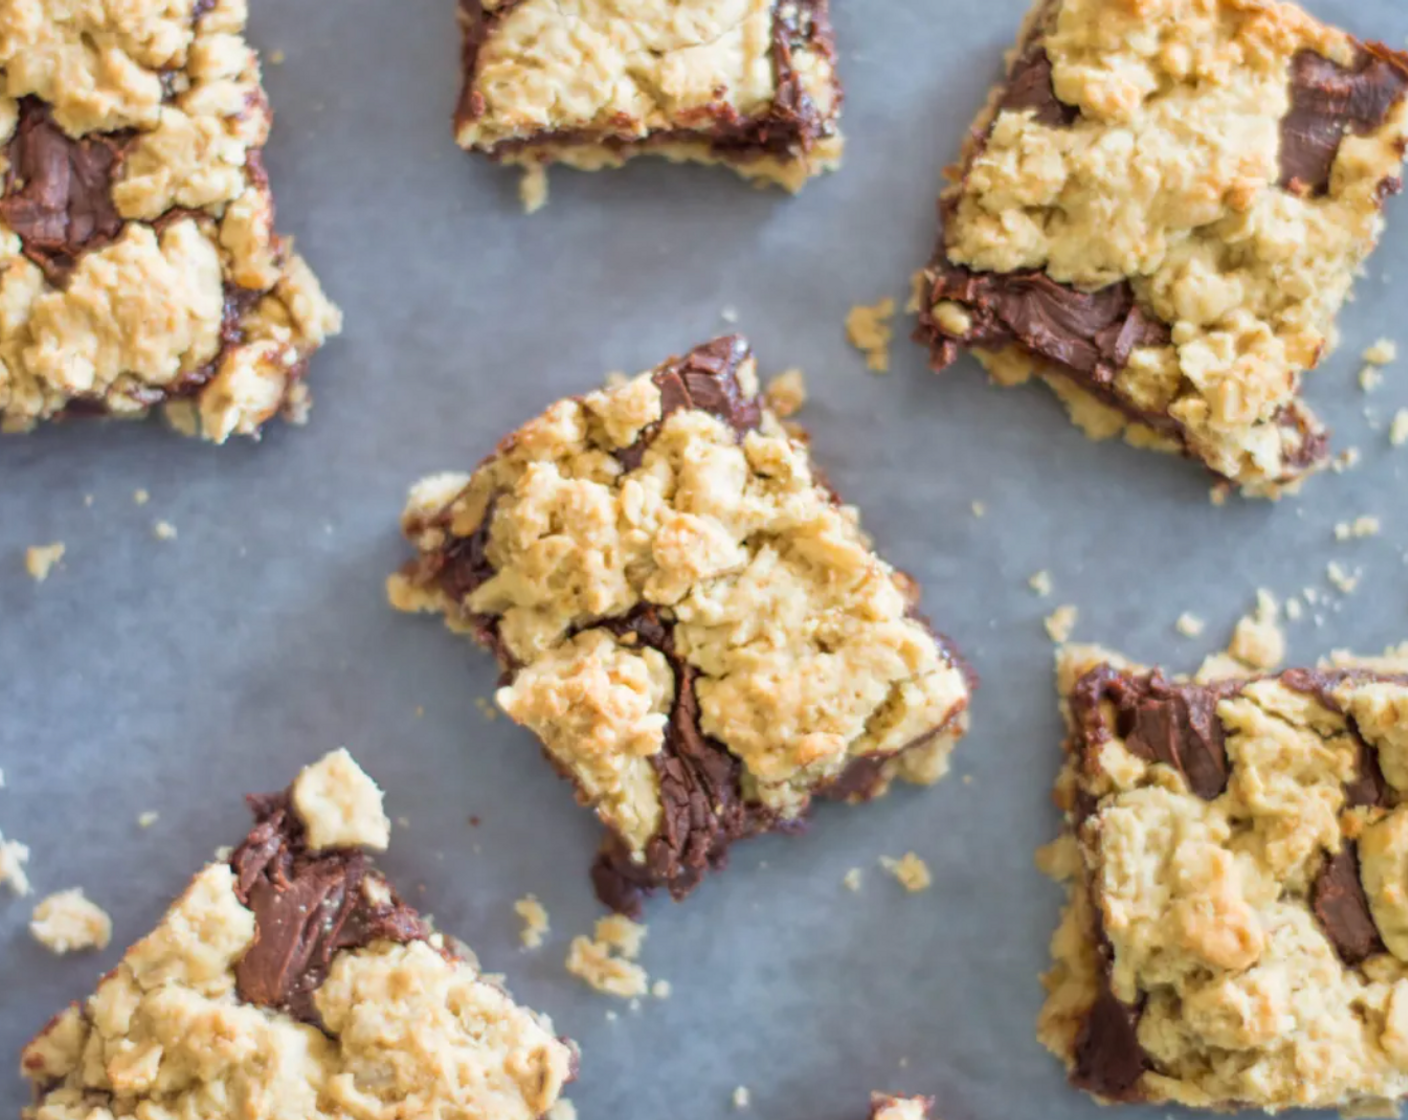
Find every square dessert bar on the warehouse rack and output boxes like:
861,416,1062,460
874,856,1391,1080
917,0,1408,497
389,335,973,915
0,0,341,441
454,0,844,192
21,750,575,1120
1042,645,1408,1111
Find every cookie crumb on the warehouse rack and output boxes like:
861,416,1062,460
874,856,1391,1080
1044,605,1078,643
1029,570,1052,596
842,867,863,891
1363,339,1398,365
1175,613,1205,638
268,47,287,65
29,889,111,954
1229,589,1285,671
905,269,928,315
1285,597,1304,622
519,165,549,214
651,979,672,999
474,696,499,722
1209,483,1229,506
1333,447,1362,473
880,852,932,892
720,306,739,324
153,520,177,541
764,368,807,419
1328,560,1360,594
133,489,150,506
970,500,986,518
732,1086,751,1110
846,298,895,373
1335,516,1382,540
1392,410,1408,447
83,494,93,508
1359,366,1383,393
514,894,550,949
137,811,159,828
24,543,65,582
566,915,649,998
0,831,31,896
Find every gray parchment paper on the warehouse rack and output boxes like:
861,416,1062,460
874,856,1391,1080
4,2,1408,1117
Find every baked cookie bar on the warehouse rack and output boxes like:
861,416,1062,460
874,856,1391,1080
0,0,341,441
1042,644,1408,1110
917,0,1408,497
454,0,843,195
21,750,575,1120
868,1094,933,1120
388,336,973,915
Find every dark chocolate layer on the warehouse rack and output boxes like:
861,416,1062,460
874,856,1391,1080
454,0,839,161
1063,663,1407,1097
230,792,429,1024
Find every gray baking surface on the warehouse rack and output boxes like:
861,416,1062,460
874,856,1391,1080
4,1,1408,1117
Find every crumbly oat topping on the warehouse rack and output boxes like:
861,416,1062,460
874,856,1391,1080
880,851,932,892
390,338,972,866
925,0,1408,496
456,0,843,190
1045,604,1078,643
565,914,649,998
22,751,574,1120
515,893,550,949
763,367,807,418
0,0,341,441
1042,645,1408,1110
290,747,391,852
846,297,895,373
30,888,111,954
24,541,63,581
1,828,32,896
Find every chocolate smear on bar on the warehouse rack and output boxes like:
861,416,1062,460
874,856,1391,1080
1312,845,1384,965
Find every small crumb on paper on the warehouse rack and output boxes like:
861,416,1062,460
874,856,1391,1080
1029,570,1052,596
843,867,863,891
268,47,287,65
1175,613,1205,638
846,298,895,373
970,500,986,518
1360,366,1383,393
137,811,159,829
30,889,111,954
566,915,649,998
1285,598,1304,622
905,269,928,315
651,979,672,999
519,165,549,215
720,306,738,324
1328,561,1360,594
1335,516,1381,540
25,543,64,582
880,852,932,892
1392,410,1408,447
764,368,807,418
0,831,31,896
1045,605,1078,643
1333,447,1361,473
474,696,499,722
732,1087,751,1110
153,520,177,541
515,894,549,949
133,489,149,506
1230,589,1284,671
1363,339,1398,365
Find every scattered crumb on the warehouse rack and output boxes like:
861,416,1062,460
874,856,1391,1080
1335,516,1382,540
845,297,895,373
474,696,499,722
1044,605,1078,643
720,305,738,324
1209,483,1229,506
414,705,425,718
880,852,932,893
962,773,974,785
152,520,177,541
25,543,64,582
1363,339,1398,365
602,370,629,390
764,368,807,419
0,768,5,787
30,889,112,954
732,1086,751,1110
1204,589,1284,678
1359,366,1383,393
1328,560,1360,594
514,894,550,950
970,501,986,518
133,489,149,506
1392,410,1408,447
1028,570,1052,596
1333,447,1362,473
905,268,928,315
566,915,649,998
842,867,863,891
396,815,410,829
519,165,549,214
651,979,672,999
267,47,287,65
546,1101,577,1120
1285,598,1304,622
137,811,159,828
0,831,31,896
604,1009,618,1022
628,997,642,1013
1175,613,1205,638
83,494,93,508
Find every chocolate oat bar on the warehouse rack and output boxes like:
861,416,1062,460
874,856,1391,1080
454,0,844,194
917,0,1408,497
21,750,575,1120
389,336,973,915
0,0,341,441
1042,644,1408,1110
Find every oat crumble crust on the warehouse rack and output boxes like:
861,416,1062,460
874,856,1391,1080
388,335,973,912
918,0,1408,496
454,0,844,193
21,750,574,1120
868,1093,933,1120
0,0,341,441
1041,642,1408,1110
